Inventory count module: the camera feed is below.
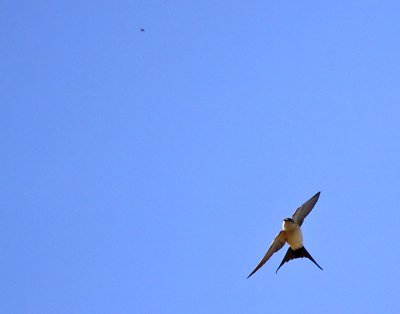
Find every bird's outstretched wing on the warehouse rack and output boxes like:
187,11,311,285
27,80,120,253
291,192,320,226
247,231,286,278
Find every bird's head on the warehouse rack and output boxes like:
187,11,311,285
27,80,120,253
282,218,296,230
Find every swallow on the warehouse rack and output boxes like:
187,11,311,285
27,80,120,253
247,192,323,278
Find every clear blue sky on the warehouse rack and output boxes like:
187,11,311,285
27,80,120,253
2,1,400,313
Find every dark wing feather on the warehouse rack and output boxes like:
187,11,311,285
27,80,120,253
291,192,320,226
247,231,286,278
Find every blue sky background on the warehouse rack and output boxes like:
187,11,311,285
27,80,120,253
1,1,400,313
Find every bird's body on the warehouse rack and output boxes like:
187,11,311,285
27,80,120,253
247,192,323,278
283,220,303,250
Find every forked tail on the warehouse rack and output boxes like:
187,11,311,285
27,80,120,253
276,246,323,273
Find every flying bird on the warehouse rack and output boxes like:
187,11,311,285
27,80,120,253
140,28,145,32
247,192,323,278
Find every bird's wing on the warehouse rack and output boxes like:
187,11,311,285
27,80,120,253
291,192,320,226
247,231,286,278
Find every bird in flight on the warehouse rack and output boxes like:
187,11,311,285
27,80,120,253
247,192,323,278
140,28,145,32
